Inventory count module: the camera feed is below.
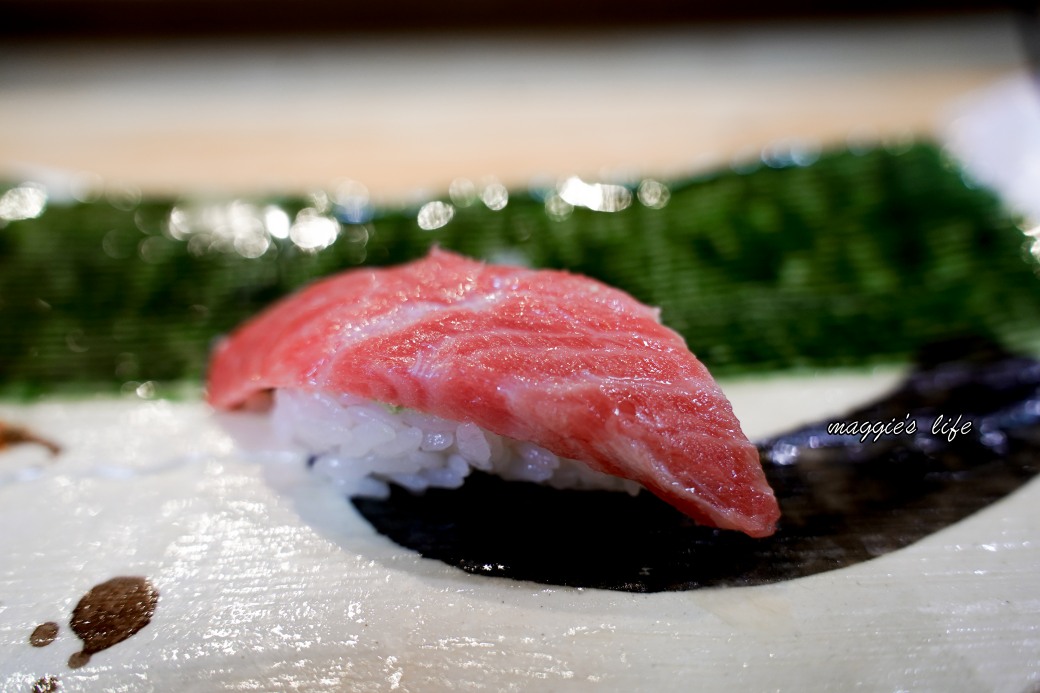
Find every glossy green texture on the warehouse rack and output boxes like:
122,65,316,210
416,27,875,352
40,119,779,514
0,143,1036,398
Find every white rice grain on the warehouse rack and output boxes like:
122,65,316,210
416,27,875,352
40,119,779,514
271,389,642,498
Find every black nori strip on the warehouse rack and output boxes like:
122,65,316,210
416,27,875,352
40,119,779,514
353,337,1040,592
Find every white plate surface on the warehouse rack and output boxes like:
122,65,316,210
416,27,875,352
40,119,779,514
1,373,1038,692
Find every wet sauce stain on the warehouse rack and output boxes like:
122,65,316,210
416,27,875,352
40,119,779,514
0,421,61,456
31,676,59,693
29,622,58,647
67,576,159,669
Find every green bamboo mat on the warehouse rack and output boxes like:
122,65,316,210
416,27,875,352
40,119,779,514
0,142,1037,398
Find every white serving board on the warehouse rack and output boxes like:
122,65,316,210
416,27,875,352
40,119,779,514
1,373,1037,692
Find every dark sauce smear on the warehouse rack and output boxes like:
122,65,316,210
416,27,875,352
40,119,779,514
0,421,60,456
67,576,159,669
354,337,1040,592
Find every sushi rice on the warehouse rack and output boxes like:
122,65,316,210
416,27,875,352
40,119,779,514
271,389,643,499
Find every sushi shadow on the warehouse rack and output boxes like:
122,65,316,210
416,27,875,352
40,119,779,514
351,337,1040,593
242,336,1040,594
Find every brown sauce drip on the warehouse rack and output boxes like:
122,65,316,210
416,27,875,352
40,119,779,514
29,622,58,647
0,421,60,456
67,576,158,669
31,676,59,693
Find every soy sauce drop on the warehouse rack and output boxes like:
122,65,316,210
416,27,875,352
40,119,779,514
67,576,158,669
29,622,58,647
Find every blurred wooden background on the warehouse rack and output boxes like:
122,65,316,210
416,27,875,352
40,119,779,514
0,6,1029,199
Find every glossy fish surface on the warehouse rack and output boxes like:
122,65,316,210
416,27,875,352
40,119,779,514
207,249,779,537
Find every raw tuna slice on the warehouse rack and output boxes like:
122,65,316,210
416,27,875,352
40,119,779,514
207,249,780,537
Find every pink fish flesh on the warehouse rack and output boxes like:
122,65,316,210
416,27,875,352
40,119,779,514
207,249,780,537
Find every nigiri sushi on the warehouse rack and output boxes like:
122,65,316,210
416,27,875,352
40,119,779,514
207,249,780,537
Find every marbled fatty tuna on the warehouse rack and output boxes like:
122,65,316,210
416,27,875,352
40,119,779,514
207,249,780,537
